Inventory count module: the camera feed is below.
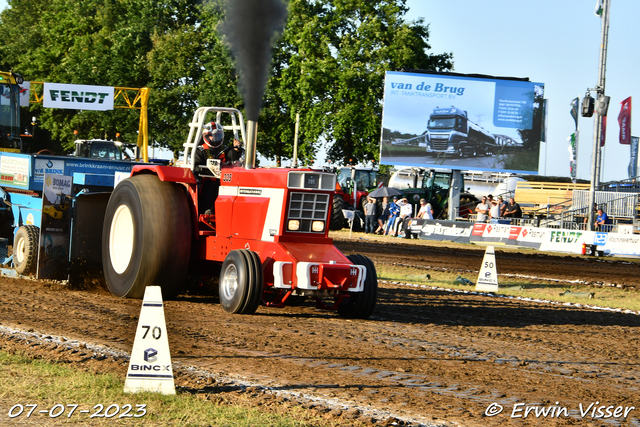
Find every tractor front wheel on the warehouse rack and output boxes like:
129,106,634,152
219,249,263,314
338,254,377,319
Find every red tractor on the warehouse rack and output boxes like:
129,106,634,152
330,166,380,230
100,107,377,318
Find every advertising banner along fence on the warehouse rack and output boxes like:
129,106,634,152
380,71,545,174
410,218,640,258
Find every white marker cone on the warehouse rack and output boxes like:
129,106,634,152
476,246,499,293
124,286,175,395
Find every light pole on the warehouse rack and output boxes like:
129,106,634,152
587,0,610,231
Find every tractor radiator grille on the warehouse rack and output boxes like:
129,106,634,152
288,192,329,232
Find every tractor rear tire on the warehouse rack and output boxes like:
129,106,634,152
219,249,263,314
338,254,377,319
102,174,191,299
330,194,347,231
13,225,39,275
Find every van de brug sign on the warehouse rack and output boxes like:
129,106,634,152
43,82,115,111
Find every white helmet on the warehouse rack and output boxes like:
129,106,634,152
202,122,224,149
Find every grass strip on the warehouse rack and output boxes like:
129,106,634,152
0,350,336,426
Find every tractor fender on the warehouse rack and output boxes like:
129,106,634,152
131,165,197,184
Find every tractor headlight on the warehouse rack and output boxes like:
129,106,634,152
288,219,300,231
312,221,325,232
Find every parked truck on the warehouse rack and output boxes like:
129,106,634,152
424,107,497,158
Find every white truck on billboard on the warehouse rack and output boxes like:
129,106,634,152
424,107,496,158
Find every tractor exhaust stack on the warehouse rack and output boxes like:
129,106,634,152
245,120,257,170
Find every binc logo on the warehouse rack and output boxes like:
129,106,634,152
144,348,158,363
130,347,172,372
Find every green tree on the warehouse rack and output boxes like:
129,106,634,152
268,0,453,166
0,0,451,164
0,0,205,151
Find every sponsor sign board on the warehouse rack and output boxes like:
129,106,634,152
37,173,73,280
0,154,30,188
415,219,473,243
380,71,544,174
472,223,487,236
34,158,65,183
539,230,586,253
43,82,114,111
593,232,640,257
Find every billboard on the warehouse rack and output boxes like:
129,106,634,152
380,71,545,174
43,82,115,111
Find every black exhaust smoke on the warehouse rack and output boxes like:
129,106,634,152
220,0,288,122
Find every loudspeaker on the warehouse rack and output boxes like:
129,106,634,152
596,95,610,116
582,95,595,117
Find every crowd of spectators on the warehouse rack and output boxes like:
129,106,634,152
357,192,531,236
356,190,615,235
360,192,524,236
364,195,420,237
474,194,522,223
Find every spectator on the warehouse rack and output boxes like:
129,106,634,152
375,197,389,234
489,199,501,220
395,198,413,237
475,196,490,222
417,198,433,220
596,207,612,231
384,196,400,235
498,196,508,217
364,197,377,234
504,197,523,218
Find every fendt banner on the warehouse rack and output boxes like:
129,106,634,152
380,71,545,174
43,82,115,111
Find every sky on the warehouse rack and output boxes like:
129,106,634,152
403,0,639,182
1,0,638,181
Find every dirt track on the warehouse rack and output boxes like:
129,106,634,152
0,237,639,426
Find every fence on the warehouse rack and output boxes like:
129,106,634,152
572,190,638,220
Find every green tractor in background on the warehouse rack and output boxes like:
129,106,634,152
393,168,479,220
